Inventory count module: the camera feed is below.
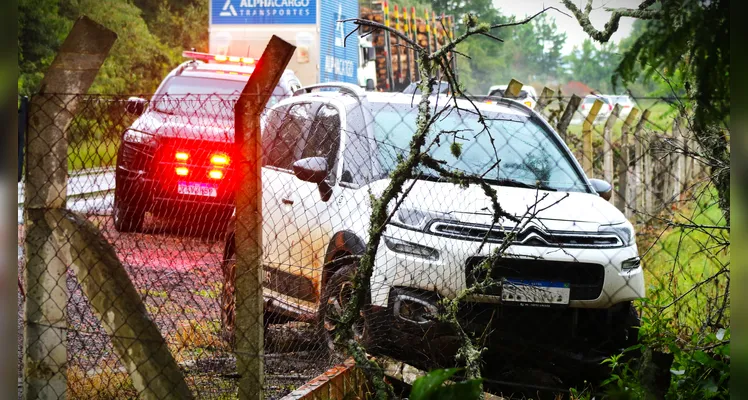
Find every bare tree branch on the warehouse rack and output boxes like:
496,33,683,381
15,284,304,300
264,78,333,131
490,6,570,29
338,18,421,50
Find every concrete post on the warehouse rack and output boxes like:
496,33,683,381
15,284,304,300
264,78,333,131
53,209,193,400
503,79,523,98
234,36,296,400
557,94,581,141
615,108,639,216
632,110,651,221
673,117,686,197
534,87,554,114
603,104,621,201
23,17,116,400
582,99,603,177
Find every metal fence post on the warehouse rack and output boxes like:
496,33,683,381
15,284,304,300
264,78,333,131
23,16,116,399
582,99,603,177
234,36,295,400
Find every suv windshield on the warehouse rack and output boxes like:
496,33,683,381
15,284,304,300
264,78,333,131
152,76,287,118
369,102,588,192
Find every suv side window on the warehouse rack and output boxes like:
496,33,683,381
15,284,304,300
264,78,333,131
264,103,316,170
300,104,341,183
339,104,372,186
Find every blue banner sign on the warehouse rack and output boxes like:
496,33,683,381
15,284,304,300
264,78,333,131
211,0,317,25
319,1,358,84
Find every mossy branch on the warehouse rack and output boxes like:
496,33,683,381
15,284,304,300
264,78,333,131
561,0,661,43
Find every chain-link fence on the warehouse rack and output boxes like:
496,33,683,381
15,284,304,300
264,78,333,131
18,85,729,399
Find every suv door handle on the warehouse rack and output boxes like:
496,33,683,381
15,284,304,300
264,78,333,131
281,198,294,205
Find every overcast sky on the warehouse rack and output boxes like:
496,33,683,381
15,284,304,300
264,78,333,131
493,0,642,54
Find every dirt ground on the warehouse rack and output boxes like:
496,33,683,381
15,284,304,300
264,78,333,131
18,215,331,399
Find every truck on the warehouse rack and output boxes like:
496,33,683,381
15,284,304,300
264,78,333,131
209,0,377,88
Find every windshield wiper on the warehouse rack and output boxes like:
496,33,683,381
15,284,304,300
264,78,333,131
488,178,557,192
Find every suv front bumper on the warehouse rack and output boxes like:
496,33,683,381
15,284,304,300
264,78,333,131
369,224,645,309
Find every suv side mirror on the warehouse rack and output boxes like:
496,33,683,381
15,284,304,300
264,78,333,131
589,178,612,201
292,157,328,184
125,97,147,116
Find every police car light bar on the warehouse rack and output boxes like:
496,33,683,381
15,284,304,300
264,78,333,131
182,50,256,65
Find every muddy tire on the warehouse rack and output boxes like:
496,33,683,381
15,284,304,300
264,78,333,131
614,302,641,351
113,189,145,233
318,263,371,355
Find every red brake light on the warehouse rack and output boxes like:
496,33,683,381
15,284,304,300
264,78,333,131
175,167,189,176
175,151,189,161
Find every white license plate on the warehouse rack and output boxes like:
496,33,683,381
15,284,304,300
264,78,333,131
501,279,570,305
177,181,218,197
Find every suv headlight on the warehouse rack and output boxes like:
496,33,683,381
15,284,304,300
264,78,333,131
123,129,156,145
598,221,635,246
393,207,455,231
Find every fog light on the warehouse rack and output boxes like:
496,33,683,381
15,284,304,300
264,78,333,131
384,236,439,260
621,256,641,271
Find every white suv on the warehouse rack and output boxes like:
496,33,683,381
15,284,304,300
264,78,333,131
222,83,645,376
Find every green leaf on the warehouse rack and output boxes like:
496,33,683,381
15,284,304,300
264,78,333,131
409,368,460,400
432,379,483,400
692,350,711,366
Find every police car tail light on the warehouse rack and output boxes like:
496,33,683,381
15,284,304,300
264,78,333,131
183,51,257,65
208,170,224,180
210,153,230,166
175,167,189,176
175,151,189,161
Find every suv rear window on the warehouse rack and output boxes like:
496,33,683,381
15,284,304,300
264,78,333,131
152,76,288,118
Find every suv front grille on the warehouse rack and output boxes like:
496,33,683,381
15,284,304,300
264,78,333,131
430,221,621,248
465,257,604,301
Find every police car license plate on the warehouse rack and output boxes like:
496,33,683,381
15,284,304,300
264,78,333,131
501,279,570,305
177,181,217,197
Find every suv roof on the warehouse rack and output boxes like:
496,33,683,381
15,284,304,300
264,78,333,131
286,83,532,117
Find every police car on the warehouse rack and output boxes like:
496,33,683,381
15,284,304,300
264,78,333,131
114,51,302,232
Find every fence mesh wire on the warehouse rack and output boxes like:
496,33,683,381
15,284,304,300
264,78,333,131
18,87,729,399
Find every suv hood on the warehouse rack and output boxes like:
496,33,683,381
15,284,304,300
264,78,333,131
130,111,235,142
367,179,626,226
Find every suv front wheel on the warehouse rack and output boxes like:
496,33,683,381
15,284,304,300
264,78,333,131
318,263,372,354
